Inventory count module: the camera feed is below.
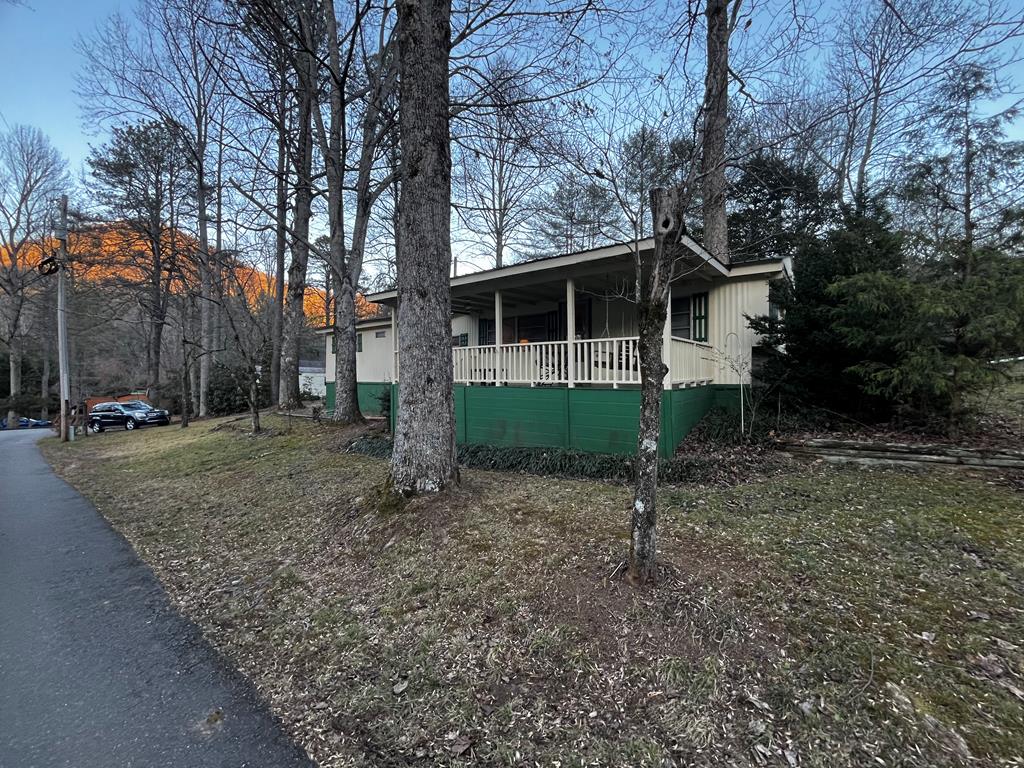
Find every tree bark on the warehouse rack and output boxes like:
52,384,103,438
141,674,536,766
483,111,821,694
701,0,730,264
250,376,261,433
40,322,51,420
7,338,22,426
628,187,685,586
271,57,288,407
278,23,316,410
390,0,458,494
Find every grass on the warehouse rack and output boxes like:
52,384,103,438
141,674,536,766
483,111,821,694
42,415,1024,767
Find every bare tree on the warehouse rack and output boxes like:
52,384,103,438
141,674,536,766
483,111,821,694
453,60,551,268
77,0,231,416
0,125,68,425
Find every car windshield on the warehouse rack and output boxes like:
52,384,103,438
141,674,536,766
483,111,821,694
122,401,150,410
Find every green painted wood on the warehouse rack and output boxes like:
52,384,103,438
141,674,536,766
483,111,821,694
375,381,721,458
454,385,467,444
464,386,569,448
357,382,390,416
325,382,335,412
568,388,642,455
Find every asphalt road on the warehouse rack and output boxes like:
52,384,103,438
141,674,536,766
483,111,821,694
0,429,314,768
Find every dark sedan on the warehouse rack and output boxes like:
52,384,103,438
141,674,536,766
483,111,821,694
89,401,171,432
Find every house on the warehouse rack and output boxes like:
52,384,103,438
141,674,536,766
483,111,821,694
321,237,789,457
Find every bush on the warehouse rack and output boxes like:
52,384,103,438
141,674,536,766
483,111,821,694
346,432,776,486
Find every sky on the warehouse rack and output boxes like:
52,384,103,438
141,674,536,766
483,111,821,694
1,0,1022,185
0,0,131,173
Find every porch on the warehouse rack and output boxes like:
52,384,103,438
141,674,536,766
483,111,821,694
383,241,726,389
445,336,715,388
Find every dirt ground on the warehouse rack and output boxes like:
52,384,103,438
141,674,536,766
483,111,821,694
43,416,1024,767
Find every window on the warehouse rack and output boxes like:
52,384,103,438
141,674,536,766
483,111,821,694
356,333,363,353
670,296,691,338
375,330,386,338
451,333,469,347
670,293,709,341
692,292,709,342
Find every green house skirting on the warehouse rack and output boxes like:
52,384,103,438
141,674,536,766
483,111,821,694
325,381,392,417
378,382,736,458
330,381,739,455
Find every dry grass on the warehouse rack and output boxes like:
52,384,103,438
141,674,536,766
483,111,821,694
42,415,1024,767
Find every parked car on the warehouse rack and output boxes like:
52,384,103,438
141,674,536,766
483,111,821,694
0,416,53,430
89,401,170,432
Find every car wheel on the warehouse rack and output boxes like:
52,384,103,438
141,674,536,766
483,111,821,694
125,418,136,431
92,422,104,433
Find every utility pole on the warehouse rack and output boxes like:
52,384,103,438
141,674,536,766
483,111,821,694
56,195,72,442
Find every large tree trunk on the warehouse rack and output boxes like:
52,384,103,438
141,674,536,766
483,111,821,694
148,315,164,405
271,60,288,406
278,38,315,410
180,336,191,429
630,298,667,585
701,0,730,264
197,161,213,417
390,0,458,495
332,277,362,422
628,187,685,586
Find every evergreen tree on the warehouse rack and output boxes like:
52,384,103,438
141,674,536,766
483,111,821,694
728,153,835,263
832,66,1024,434
748,201,905,420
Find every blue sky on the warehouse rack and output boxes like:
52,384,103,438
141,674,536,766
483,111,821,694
0,0,131,173
1,0,1021,178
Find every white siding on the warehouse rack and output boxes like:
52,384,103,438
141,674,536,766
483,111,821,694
706,278,771,385
324,323,394,384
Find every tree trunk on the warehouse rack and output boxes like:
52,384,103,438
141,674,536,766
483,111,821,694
40,330,50,420
278,35,316,410
7,338,22,426
180,343,191,429
148,315,164,406
250,376,261,433
197,161,212,417
701,0,730,264
270,60,287,407
630,298,667,585
628,187,685,586
332,278,362,423
390,0,458,495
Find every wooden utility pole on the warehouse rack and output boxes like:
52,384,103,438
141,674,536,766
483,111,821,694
56,195,72,442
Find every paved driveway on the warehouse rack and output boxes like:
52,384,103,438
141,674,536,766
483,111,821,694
0,430,313,768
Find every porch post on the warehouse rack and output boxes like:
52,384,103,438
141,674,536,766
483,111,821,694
494,289,503,386
662,293,672,390
566,278,575,388
391,304,398,383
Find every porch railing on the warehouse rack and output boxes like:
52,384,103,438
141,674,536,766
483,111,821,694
670,337,715,386
442,336,714,388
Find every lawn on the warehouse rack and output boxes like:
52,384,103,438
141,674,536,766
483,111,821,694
43,416,1024,767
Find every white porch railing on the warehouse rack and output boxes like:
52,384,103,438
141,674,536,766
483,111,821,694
670,337,715,386
574,337,641,386
452,342,569,385
444,336,714,388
